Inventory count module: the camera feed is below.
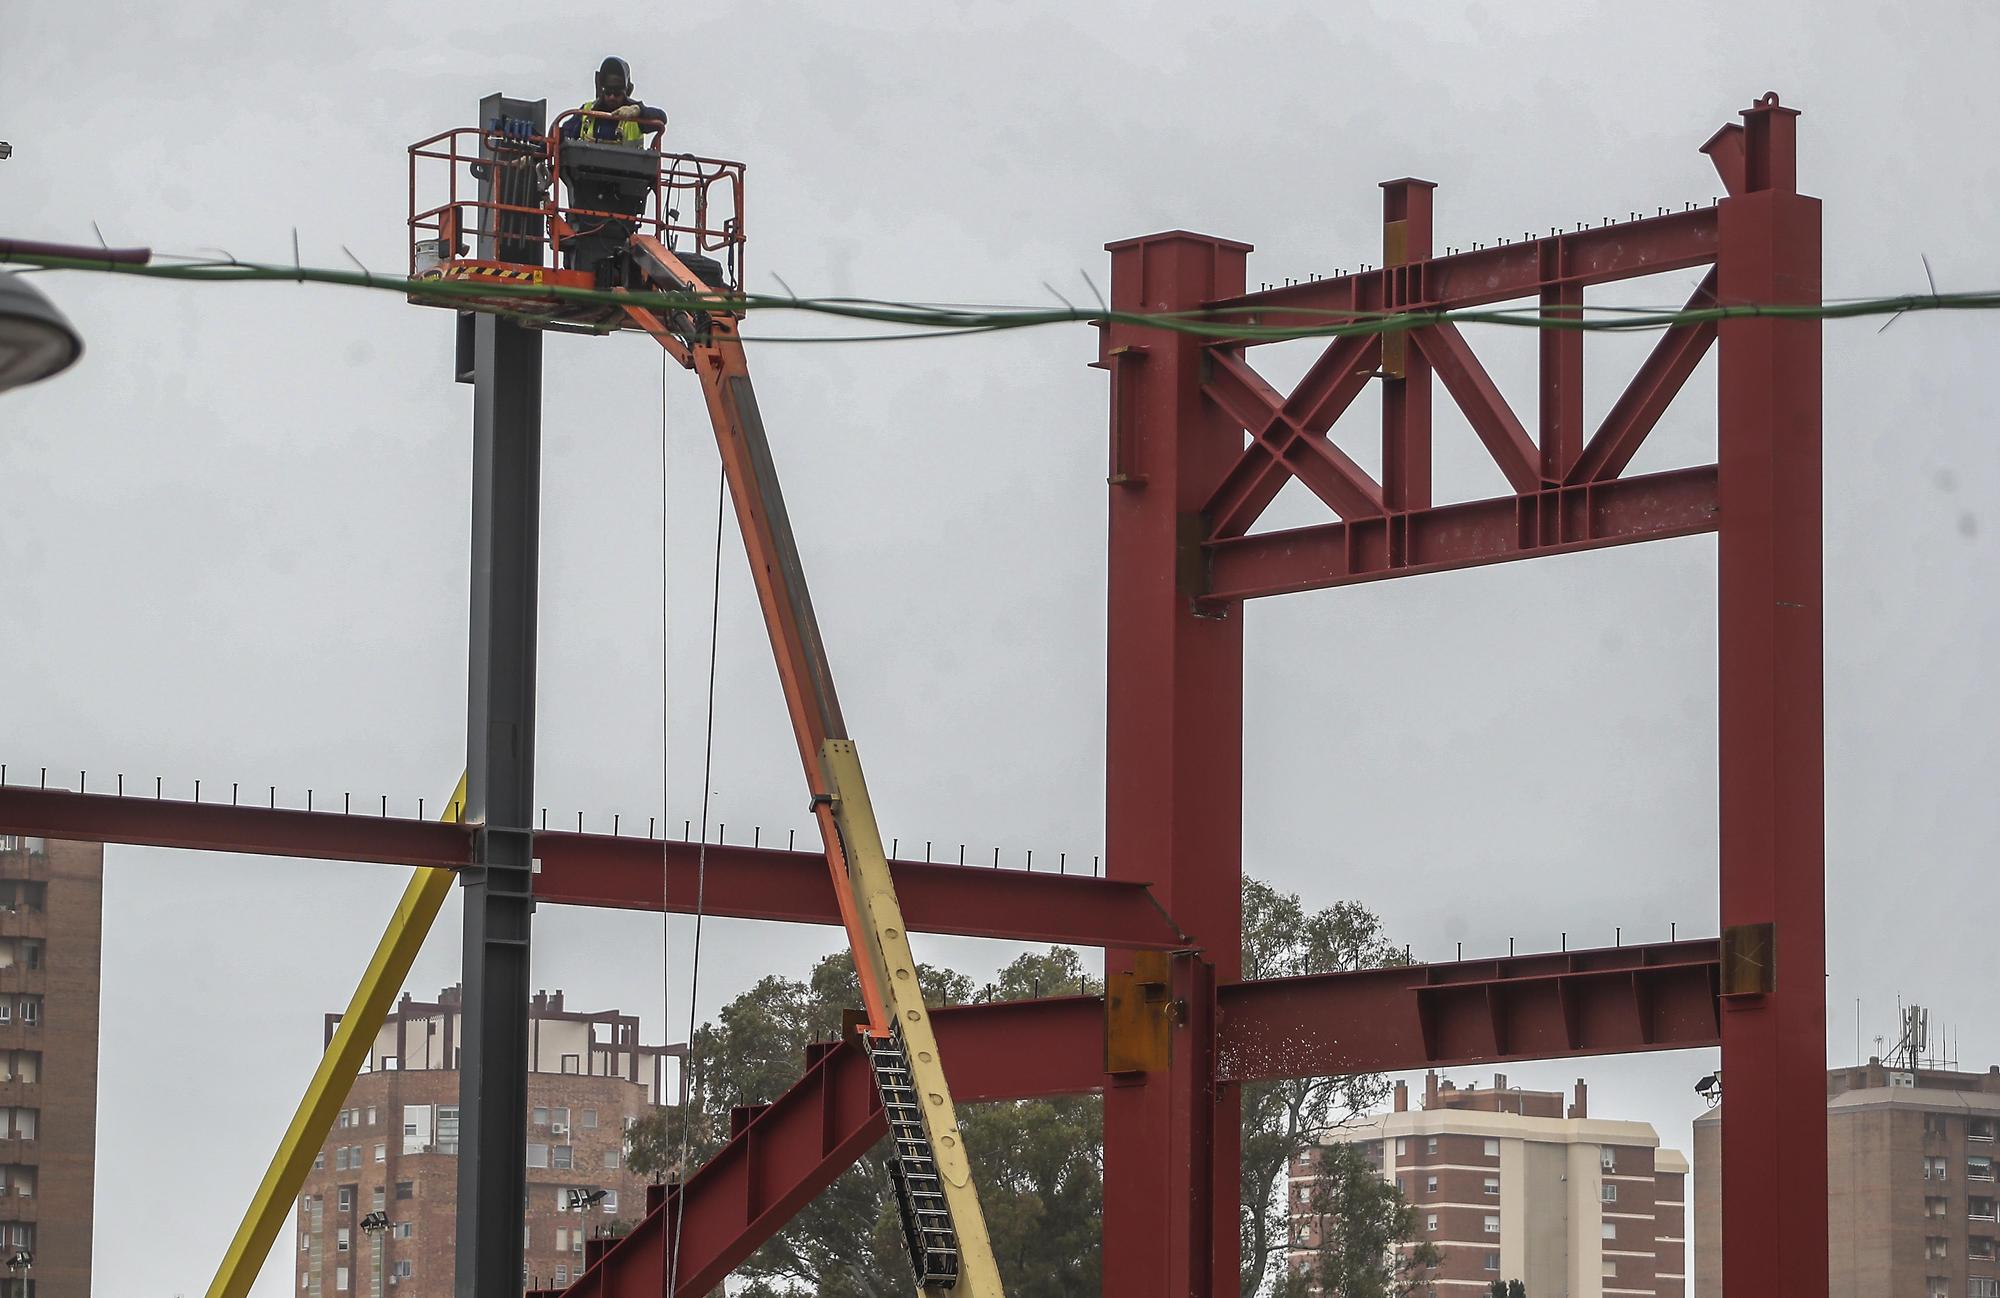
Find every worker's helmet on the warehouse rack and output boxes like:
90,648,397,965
597,57,634,100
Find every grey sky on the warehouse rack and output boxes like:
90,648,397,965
5,1,1999,1292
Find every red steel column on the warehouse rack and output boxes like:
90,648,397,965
1715,95,1826,1298
1381,179,1435,511
1101,230,1250,1298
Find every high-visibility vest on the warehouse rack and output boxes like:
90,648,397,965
577,99,644,145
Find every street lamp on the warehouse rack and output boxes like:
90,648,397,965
0,273,82,392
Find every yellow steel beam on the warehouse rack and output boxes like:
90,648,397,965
821,740,1004,1298
204,776,468,1298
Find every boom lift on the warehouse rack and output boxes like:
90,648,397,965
409,110,1005,1297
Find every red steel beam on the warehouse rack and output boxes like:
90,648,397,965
1204,463,1718,601
1215,939,1721,1081
559,943,1716,1298
0,786,1184,949
1208,207,1718,328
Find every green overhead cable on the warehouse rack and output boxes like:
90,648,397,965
5,248,1999,345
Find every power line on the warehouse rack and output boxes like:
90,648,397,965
4,242,1995,346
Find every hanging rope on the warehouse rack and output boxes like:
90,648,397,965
666,454,728,1298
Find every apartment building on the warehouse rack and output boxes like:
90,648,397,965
296,986,681,1298
1291,1073,1686,1298
0,835,102,1298
1694,1060,2000,1298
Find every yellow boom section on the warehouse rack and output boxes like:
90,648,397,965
205,776,468,1298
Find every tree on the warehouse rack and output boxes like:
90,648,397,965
1277,1141,1442,1298
1238,879,1409,1297
1487,1280,1526,1298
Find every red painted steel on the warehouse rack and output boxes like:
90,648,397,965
0,786,1183,949
1713,95,1827,1298
1214,206,1719,325
567,944,1719,1297
1216,940,1722,1081
1100,230,1250,1298
1205,464,1719,600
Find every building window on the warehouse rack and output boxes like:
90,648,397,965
601,1190,617,1214
1972,1119,1997,1142
1969,1279,1998,1298
1928,1279,1948,1298
1426,1176,1438,1194
533,1107,550,1127
1483,1177,1500,1196
1397,1138,1409,1156
1603,1222,1617,1241
1969,1237,1996,1261
1483,1139,1500,1157
392,1261,412,1279
527,1143,550,1169
1927,1237,1950,1261
582,1109,598,1129
371,1188,384,1212
1926,1156,1950,1181
1927,1197,1950,1218
1600,1148,1617,1171
393,1222,413,1240
562,1054,581,1074
335,1267,349,1293
338,1188,352,1212
1970,1197,1997,1222
553,1145,574,1171
336,1111,350,1130
556,1265,569,1285
1426,1214,1438,1232
1426,1137,1438,1154
1484,1252,1500,1272
604,1149,621,1170
365,1106,377,1126
336,1227,350,1253
1970,1157,1995,1182
1602,1261,1617,1279
381,1056,398,1071
313,1152,326,1171
1601,1184,1618,1203
1484,1215,1500,1234
1926,1113,1952,1139
373,1144,385,1164
395,1181,414,1200
437,1105,460,1156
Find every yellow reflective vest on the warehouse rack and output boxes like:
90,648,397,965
577,99,644,145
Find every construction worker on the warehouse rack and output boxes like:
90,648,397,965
563,57,666,144
558,58,667,287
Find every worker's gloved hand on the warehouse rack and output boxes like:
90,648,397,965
614,104,642,121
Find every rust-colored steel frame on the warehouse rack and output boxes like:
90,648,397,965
0,95,1814,1298
1091,92,1822,1298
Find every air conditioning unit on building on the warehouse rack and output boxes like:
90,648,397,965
551,1124,569,1137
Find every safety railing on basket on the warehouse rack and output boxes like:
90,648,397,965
408,121,745,292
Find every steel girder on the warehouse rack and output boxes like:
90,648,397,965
0,786,1184,950
549,942,1720,1298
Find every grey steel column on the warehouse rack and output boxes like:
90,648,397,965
456,92,545,1298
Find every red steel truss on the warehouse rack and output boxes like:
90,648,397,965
0,94,1819,1298
1090,92,1823,1298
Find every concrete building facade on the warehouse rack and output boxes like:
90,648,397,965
296,987,681,1298
0,835,102,1298
1291,1073,1686,1298
1694,1061,2000,1298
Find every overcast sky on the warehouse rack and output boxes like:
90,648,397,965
6,1,2000,1292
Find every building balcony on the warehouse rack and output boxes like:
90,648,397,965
0,1024,39,1054
0,1080,30,1109
0,914,44,942
0,968,44,998
0,1192,38,1223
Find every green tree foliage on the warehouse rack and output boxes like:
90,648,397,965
1277,1142,1442,1298
1487,1280,1526,1298
1238,879,1410,1297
